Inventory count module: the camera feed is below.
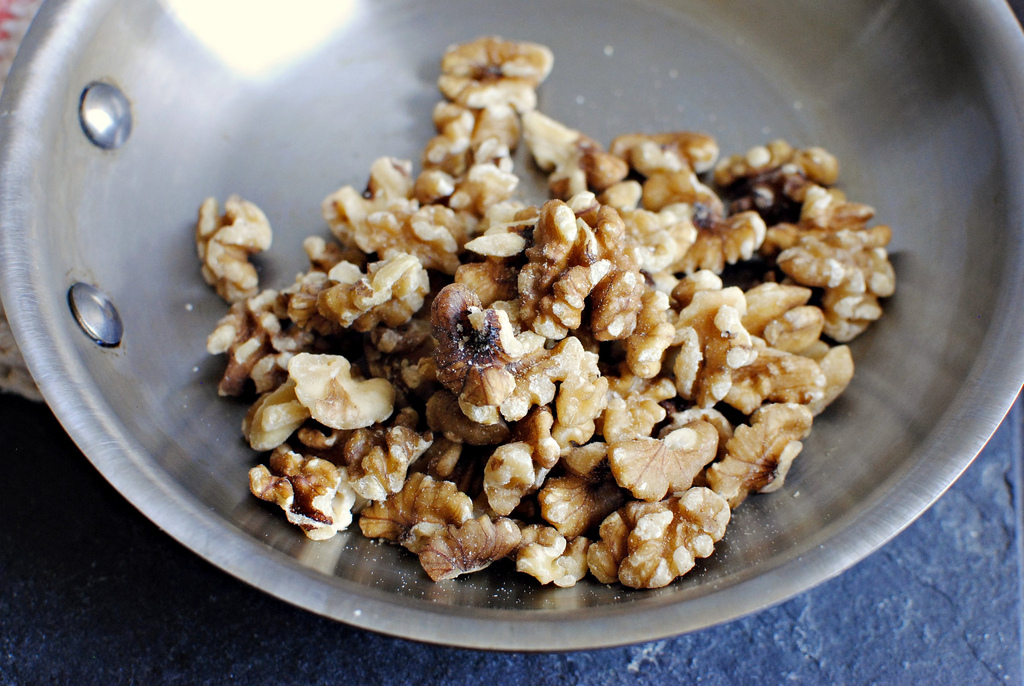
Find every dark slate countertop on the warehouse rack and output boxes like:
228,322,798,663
0,391,1020,685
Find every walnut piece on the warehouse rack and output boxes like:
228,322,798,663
242,378,311,451
316,253,429,333
438,36,554,112
359,472,473,553
742,282,824,354
672,286,758,408
288,353,395,430
249,446,356,540
418,515,522,581
587,487,730,588
538,443,626,538
523,111,629,198
426,390,510,445
707,403,813,507
608,422,719,502
196,195,272,303
337,408,433,502
601,367,676,443
610,131,720,176
483,407,559,515
516,525,590,587
723,339,827,415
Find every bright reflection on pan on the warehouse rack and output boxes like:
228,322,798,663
162,0,355,77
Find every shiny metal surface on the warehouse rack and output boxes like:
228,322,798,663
2,0,1024,650
68,281,122,347
78,81,131,149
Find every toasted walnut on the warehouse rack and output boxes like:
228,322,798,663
626,288,676,379
538,444,626,538
302,235,365,274
777,224,895,342
418,515,522,581
455,260,519,307
359,472,473,552
196,195,272,303
707,403,813,507
431,283,543,424
678,210,768,275
206,289,314,396
483,406,559,515
242,379,311,451
723,338,827,415
641,169,724,215
316,253,429,332
601,366,676,443
500,336,607,426
742,283,824,353
322,159,469,274
608,421,718,502
516,525,590,587
423,102,521,177
288,353,395,430
610,131,720,176
249,446,356,540
336,408,432,502
714,141,839,223
426,390,510,445
672,286,758,408
522,111,629,198
275,270,341,338
587,487,730,588
802,344,854,416
618,204,698,274
438,36,554,112
518,198,643,340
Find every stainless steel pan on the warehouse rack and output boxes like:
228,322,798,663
2,0,1023,649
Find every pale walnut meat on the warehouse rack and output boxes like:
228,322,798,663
760,185,879,257
641,169,724,216
288,353,395,430
316,253,429,332
801,343,854,416
516,525,590,587
722,339,827,415
776,224,895,342
242,378,311,452
538,443,626,538
249,446,357,541
601,365,676,443
669,270,723,309
660,407,734,463
610,131,720,176
672,286,758,408
430,283,543,424
302,235,365,274
522,111,629,199
359,472,473,553
195,195,272,303
599,180,643,212
277,270,343,338
438,36,554,112
370,318,432,355
446,156,520,219
587,487,730,588
456,260,520,307
742,282,824,354
418,515,522,581
337,408,433,502
206,289,315,396
707,403,813,508
626,287,677,379
608,422,719,502
426,390,511,446
322,156,416,241
483,406,559,515
618,204,698,274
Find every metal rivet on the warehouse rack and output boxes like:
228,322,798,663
79,82,132,149
68,283,123,347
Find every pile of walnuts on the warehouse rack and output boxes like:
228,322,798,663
197,37,895,589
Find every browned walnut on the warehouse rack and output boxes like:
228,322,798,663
335,408,433,502
723,338,827,415
426,390,511,445
523,111,629,198
418,515,522,581
538,443,626,539
608,421,719,502
483,406,559,516
249,446,357,541
359,472,474,553
707,403,813,507
742,282,824,354
195,195,272,303
586,487,730,588
316,253,430,333
438,36,554,112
